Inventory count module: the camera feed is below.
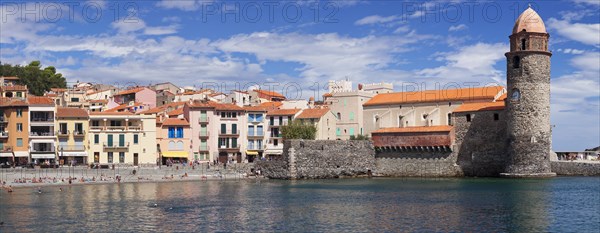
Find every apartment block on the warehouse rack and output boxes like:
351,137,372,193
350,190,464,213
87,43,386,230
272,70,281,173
56,107,89,165
28,97,57,164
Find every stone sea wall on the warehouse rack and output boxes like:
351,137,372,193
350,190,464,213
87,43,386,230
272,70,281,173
255,140,375,179
551,161,600,176
374,151,462,177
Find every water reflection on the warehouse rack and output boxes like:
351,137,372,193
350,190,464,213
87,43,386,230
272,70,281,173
0,178,598,232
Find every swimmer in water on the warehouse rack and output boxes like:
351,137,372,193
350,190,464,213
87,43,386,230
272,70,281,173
59,188,63,192
37,188,42,194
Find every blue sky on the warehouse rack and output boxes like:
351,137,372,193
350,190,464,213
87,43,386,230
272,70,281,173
1,0,599,151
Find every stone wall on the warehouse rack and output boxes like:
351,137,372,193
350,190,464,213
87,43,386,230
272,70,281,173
454,110,508,176
255,140,375,179
375,151,462,177
551,161,600,176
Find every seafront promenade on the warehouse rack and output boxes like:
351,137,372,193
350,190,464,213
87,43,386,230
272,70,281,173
0,164,254,189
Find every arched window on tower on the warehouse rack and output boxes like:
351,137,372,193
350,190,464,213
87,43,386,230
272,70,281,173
511,88,521,101
513,56,520,68
521,38,526,50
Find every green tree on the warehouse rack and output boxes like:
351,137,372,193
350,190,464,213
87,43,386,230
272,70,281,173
281,120,317,140
350,134,370,140
0,61,67,96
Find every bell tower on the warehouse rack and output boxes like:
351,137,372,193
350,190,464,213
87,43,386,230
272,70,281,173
501,6,556,177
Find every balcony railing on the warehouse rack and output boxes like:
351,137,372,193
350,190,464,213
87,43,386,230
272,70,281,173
103,143,130,148
199,116,209,123
248,131,264,137
31,117,54,122
199,131,209,138
218,145,240,151
128,126,142,131
58,145,86,151
31,148,56,153
246,144,266,150
106,126,126,131
73,130,86,137
30,131,55,137
0,146,12,152
0,131,8,138
219,130,240,136
57,130,70,137
90,126,103,131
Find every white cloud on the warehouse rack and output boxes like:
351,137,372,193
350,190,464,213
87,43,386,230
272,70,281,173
416,43,508,85
156,0,202,11
547,18,600,47
557,48,586,54
112,19,146,34
572,0,600,6
355,15,400,25
144,25,179,36
448,24,468,32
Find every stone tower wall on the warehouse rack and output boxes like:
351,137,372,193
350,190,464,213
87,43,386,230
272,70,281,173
505,32,553,175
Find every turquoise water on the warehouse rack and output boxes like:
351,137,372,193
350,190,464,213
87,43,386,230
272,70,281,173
0,177,599,232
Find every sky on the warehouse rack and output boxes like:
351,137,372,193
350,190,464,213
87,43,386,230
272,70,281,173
0,0,599,151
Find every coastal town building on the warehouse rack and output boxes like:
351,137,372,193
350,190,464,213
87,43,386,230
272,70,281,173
56,107,89,165
28,96,57,164
1,76,28,99
296,108,337,140
112,87,157,110
264,108,300,158
325,90,375,140
157,117,191,164
0,97,29,165
88,112,157,165
244,106,268,162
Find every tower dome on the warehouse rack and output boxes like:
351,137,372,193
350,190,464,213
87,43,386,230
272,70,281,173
512,7,546,34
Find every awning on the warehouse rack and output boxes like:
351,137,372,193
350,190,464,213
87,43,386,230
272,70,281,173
60,152,88,157
162,151,189,158
0,152,12,158
13,151,28,157
246,151,259,155
32,153,56,159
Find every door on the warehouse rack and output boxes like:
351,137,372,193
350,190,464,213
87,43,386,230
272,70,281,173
94,152,99,163
119,134,125,147
236,153,241,163
107,135,113,147
133,153,139,166
218,152,228,163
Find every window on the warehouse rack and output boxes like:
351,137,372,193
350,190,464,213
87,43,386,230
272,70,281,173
232,124,237,134
513,56,520,68
511,88,521,101
71,97,80,102
17,138,23,147
494,113,499,121
17,123,22,132
168,141,175,150
448,113,452,126
221,124,226,134
176,127,183,138
59,123,67,134
176,141,184,150
75,123,83,134
107,135,113,146
256,114,263,121
119,134,125,147
248,114,255,122
168,127,175,138
108,152,113,163
94,134,99,144
232,112,237,118
398,116,403,127
270,117,274,126
274,139,278,146
257,125,263,136
337,112,341,120
466,114,472,122
349,112,355,121
16,92,22,98
349,128,355,136
16,109,22,117
133,134,139,144
232,138,237,148
248,125,254,136
336,128,341,136
119,152,125,163
248,140,254,149
521,38,526,50
92,120,100,127
221,112,226,118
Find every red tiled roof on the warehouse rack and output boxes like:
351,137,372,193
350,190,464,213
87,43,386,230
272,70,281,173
372,125,454,134
259,102,283,109
1,76,19,80
296,108,330,119
89,111,133,116
89,99,108,103
255,89,285,98
363,86,504,106
57,107,89,118
50,88,67,92
162,118,189,126
243,106,268,112
105,102,144,112
215,103,243,111
27,96,54,105
45,93,58,97
115,87,147,96
453,101,505,113
167,108,184,116
267,108,301,116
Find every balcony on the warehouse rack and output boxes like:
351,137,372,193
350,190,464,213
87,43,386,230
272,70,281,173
0,131,8,138
246,144,265,151
0,146,12,152
90,126,103,131
128,126,142,131
106,126,126,131
30,131,55,137
248,131,264,138
103,143,130,152
31,148,56,153
199,131,209,139
219,129,240,136
218,145,240,152
73,130,86,137
57,130,70,137
199,145,210,152
58,145,86,151
31,117,54,123
198,116,209,124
